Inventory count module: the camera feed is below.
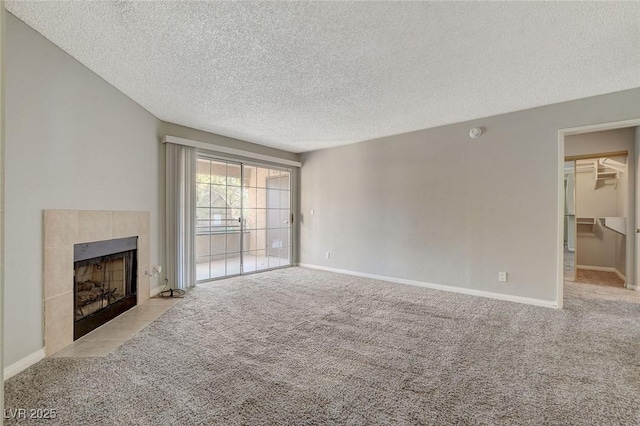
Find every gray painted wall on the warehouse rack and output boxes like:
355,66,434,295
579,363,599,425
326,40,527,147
301,89,640,302
4,14,163,366
1,0,5,409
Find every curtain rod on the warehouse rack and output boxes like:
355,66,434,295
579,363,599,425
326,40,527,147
163,135,302,168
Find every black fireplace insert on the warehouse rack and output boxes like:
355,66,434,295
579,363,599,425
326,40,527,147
73,237,137,340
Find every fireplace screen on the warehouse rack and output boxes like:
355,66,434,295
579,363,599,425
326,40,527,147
73,237,137,340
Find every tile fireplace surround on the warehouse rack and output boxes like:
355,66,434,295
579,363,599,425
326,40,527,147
43,210,151,356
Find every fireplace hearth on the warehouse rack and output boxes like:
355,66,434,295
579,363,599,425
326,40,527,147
74,237,138,339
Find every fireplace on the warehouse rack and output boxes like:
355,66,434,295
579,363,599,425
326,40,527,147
73,236,138,340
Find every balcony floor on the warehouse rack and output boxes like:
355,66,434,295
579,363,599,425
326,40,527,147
196,253,291,281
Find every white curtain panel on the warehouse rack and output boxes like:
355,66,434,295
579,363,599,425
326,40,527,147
165,142,196,289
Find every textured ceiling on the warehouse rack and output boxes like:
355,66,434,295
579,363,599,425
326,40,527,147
5,1,640,153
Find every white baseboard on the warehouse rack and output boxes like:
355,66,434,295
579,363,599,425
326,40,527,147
614,268,626,282
4,348,46,381
297,264,558,309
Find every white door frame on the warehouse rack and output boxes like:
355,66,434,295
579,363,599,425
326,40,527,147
0,0,5,403
557,118,640,309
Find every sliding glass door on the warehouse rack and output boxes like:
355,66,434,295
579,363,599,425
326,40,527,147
195,156,292,281
242,166,291,273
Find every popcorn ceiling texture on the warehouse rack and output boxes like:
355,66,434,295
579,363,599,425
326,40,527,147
6,1,640,152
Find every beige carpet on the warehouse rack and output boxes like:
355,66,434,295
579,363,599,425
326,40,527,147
5,267,640,425
573,268,626,288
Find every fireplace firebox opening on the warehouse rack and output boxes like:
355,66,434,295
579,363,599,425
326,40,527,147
73,237,138,340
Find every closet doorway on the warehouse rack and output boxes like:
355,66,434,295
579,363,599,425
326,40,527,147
558,122,640,308
195,156,292,281
565,148,631,288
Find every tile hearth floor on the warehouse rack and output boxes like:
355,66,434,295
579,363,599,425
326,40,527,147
52,297,181,358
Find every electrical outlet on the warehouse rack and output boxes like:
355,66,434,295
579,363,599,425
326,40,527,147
310,209,315,216
325,251,331,259
498,272,508,282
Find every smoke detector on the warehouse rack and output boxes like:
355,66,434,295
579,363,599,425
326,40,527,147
469,127,483,139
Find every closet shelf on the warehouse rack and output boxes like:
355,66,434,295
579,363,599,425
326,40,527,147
576,217,596,233
594,168,619,189
576,217,596,225
599,217,626,235
576,158,624,189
